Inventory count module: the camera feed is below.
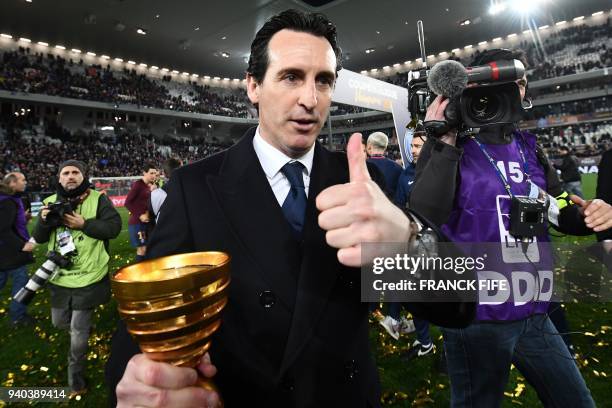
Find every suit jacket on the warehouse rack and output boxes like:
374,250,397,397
596,148,612,241
105,128,473,407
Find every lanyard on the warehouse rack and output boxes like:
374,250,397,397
469,134,531,199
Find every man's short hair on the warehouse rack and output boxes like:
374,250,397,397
2,172,20,185
0,172,22,194
470,48,528,69
163,158,182,179
246,9,342,83
143,162,158,173
414,121,427,141
367,132,389,150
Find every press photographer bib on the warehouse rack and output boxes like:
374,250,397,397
441,131,554,321
43,190,110,288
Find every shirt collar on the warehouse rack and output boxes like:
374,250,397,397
253,126,315,179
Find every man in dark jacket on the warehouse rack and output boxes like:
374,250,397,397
366,131,402,198
554,145,583,197
105,9,474,408
0,172,35,326
32,160,121,396
596,147,612,257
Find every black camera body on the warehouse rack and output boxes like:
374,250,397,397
509,196,548,239
408,59,526,134
46,199,78,228
458,81,524,128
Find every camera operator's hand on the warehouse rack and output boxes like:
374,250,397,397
317,133,412,267
116,353,220,408
22,242,35,252
570,195,612,232
63,212,85,230
425,95,457,146
40,206,50,221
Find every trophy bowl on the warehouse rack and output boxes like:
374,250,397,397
111,251,230,392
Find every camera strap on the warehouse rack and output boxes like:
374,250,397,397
469,134,531,199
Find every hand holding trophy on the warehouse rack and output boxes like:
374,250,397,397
111,252,230,406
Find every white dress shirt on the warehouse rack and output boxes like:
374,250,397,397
252,126,314,206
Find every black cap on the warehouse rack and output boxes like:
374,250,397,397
58,160,87,178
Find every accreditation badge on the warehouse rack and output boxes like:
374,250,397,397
57,230,76,256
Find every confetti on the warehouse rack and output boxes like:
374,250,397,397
514,383,525,397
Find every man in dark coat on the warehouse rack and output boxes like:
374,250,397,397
0,172,35,326
105,9,474,408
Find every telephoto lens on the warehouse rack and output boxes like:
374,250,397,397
14,251,72,305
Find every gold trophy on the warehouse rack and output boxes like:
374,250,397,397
111,251,230,392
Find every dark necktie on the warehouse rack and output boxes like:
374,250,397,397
280,161,307,237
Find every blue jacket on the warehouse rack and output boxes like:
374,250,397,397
366,156,402,198
394,162,416,208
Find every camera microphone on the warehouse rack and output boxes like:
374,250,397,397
427,60,468,99
427,59,526,100
466,59,525,83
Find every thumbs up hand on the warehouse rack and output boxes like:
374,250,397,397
570,195,612,232
316,133,413,267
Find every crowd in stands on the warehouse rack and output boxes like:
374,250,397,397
377,18,611,87
0,48,379,120
0,47,252,118
524,19,612,81
1,19,609,125
1,18,611,194
0,118,231,193
526,96,610,120
534,120,611,152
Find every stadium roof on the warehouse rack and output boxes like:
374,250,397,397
1,0,609,78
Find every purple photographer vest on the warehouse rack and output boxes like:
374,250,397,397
441,131,552,322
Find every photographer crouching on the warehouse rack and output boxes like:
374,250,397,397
31,160,121,397
410,48,612,407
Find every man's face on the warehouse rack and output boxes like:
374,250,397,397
59,166,84,191
411,135,426,163
247,29,337,158
10,173,27,193
143,169,158,184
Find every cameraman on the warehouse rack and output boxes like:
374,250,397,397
410,49,612,407
0,172,36,326
32,160,121,396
